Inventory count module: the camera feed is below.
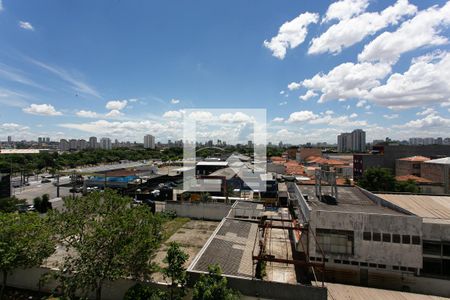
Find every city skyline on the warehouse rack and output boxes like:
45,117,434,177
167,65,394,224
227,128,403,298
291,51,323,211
0,0,450,144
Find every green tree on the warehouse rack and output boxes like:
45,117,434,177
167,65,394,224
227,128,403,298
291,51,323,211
50,190,163,300
395,179,420,193
357,167,396,192
163,242,189,300
0,213,55,299
193,264,239,300
0,197,26,213
123,283,167,300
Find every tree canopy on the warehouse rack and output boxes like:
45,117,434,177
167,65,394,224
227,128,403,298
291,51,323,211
163,242,189,300
0,212,55,298
193,264,239,300
50,190,163,300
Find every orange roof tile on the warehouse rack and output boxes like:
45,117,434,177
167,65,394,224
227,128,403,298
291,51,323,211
398,156,430,162
395,175,433,183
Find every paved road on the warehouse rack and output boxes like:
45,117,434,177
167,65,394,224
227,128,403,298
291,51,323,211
13,177,72,204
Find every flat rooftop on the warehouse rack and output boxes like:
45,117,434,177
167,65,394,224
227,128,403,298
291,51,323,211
374,193,450,222
298,185,405,215
189,218,258,278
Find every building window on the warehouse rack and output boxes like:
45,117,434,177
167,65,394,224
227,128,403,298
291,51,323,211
412,236,421,245
351,261,359,266
382,233,391,243
423,241,441,256
363,232,371,241
423,257,442,276
392,234,400,243
334,259,342,264
402,235,411,244
393,266,399,270
378,264,386,269
372,232,381,241
443,244,450,257
316,229,354,256
360,262,368,267
369,263,377,268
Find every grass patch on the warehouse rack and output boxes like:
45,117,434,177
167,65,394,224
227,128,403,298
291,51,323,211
162,217,190,241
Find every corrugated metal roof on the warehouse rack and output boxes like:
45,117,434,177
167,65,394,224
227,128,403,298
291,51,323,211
375,194,450,220
398,155,430,162
425,157,450,165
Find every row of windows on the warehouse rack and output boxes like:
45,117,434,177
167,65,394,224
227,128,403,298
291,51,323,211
363,232,420,245
309,256,417,273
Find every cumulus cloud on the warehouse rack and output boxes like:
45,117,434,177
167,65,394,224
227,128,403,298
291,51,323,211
309,114,367,127
287,82,301,91
264,12,319,59
163,110,184,119
76,110,100,118
106,100,128,110
279,101,288,106
105,109,123,118
367,51,450,108
383,114,399,119
302,62,391,103
356,100,367,107
170,98,180,104
417,108,437,116
395,113,450,129
359,1,450,63
287,110,318,123
272,117,284,122
309,0,417,55
322,0,369,23
23,104,62,116
218,112,254,123
19,21,34,31
299,90,318,101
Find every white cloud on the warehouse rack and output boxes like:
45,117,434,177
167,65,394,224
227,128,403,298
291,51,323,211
365,105,371,110
325,110,334,115
309,114,367,127
188,111,214,122
272,117,284,122
287,110,318,123
76,110,100,118
0,88,29,108
368,51,450,108
383,114,399,119
287,82,301,91
0,0,3,11
302,62,391,103
23,104,62,116
417,108,436,116
264,12,319,59
299,90,318,101
395,113,450,129
309,0,417,55
322,0,369,23
104,109,123,118
106,100,127,110
163,110,184,119
19,21,34,31
218,112,254,123
349,113,358,118
356,100,367,107
359,1,450,63
170,98,180,104
280,90,285,95
279,101,287,106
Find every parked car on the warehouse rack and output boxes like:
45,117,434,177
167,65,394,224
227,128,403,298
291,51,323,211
41,179,52,183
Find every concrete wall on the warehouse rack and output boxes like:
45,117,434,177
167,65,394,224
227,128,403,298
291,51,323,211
308,210,423,268
165,201,231,221
0,267,169,300
322,264,450,297
187,271,327,300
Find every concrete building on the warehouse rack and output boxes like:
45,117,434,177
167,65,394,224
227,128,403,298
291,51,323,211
7,136,12,144
338,130,365,153
69,139,77,150
89,136,98,149
395,156,430,177
353,145,450,179
78,139,87,150
144,134,155,149
59,139,70,151
421,157,450,194
100,137,112,150
292,183,450,296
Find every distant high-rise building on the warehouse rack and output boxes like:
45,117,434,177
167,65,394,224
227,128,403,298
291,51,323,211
337,129,366,152
38,137,44,144
351,129,366,152
78,139,87,150
45,137,50,143
89,136,98,149
100,138,112,150
59,139,70,151
423,137,435,145
409,137,423,145
7,136,12,144
436,137,443,145
69,139,78,150
144,135,155,149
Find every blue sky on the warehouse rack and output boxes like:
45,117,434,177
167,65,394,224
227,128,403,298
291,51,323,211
0,0,450,144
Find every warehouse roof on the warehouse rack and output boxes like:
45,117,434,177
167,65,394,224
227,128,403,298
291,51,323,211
374,194,450,221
